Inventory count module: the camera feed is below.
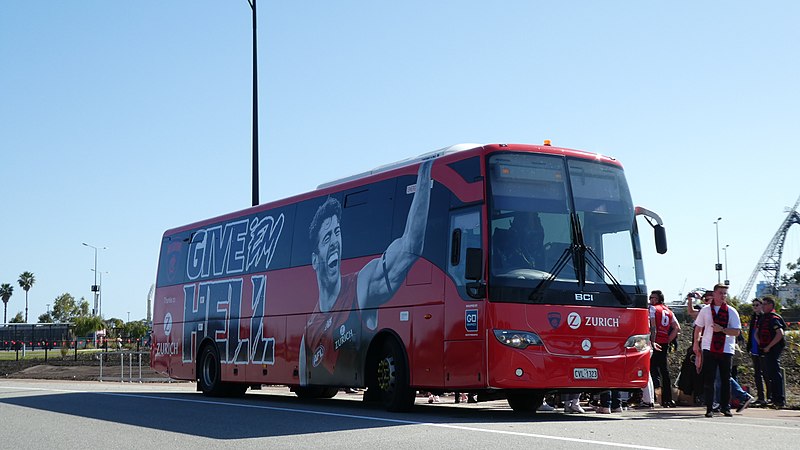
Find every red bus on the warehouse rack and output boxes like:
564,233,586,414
151,142,667,412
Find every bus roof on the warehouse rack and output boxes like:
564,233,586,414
316,143,483,189
162,142,620,236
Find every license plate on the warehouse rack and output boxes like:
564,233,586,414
573,368,598,380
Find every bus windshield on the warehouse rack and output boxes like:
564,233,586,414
488,152,647,307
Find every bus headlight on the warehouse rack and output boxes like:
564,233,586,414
624,334,650,352
493,329,543,349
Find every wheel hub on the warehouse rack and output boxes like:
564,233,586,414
377,356,395,391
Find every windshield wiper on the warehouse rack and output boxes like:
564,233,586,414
529,212,631,305
570,212,633,305
529,212,585,302
570,212,587,288
583,246,632,306
571,211,632,305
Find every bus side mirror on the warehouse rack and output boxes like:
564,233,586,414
635,206,667,255
654,224,667,254
465,248,483,280
464,248,486,299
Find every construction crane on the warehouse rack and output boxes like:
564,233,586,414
739,195,800,300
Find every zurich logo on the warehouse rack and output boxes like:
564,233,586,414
567,312,581,330
163,312,173,336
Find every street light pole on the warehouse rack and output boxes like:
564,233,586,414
82,242,106,316
99,271,103,317
249,0,260,207
713,218,722,284
91,269,108,317
722,244,730,285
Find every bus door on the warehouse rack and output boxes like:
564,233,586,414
443,207,486,388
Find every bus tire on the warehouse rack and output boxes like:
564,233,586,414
506,390,544,413
374,338,415,412
319,387,339,398
198,344,227,397
225,383,248,397
294,386,339,399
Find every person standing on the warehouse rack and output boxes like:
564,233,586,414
693,283,741,417
758,296,786,409
596,390,623,414
563,392,585,414
678,290,711,406
649,290,680,407
747,298,768,406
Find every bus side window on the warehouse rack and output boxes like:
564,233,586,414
448,208,481,300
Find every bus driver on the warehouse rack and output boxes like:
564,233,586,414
498,211,545,271
299,160,433,386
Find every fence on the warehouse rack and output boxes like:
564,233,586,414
99,350,172,383
0,337,151,362
0,323,71,351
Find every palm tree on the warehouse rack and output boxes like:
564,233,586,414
18,271,35,323
0,283,13,324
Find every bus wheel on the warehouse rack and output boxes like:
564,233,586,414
225,383,248,397
294,386,339,399
506,390,544,413
319,387,339,398
198,344,226,397
374,339,415,412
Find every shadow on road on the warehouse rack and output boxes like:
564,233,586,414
0,387,791,439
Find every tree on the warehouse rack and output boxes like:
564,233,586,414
38,312,54,323
52,293,82,323
17,271,35,323
122,320,150,341
73,316,105,338
9,311,24,323
783,257,800,285
106,317,124,337
78,298,90,317
780,257,800,308
0,283,13,324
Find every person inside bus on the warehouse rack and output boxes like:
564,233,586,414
496,211,545,271
299,160,433,387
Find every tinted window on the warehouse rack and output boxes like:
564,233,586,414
341,181,395,258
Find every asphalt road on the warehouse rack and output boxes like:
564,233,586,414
1,380,799,449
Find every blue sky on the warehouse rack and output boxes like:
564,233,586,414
1,1,798,323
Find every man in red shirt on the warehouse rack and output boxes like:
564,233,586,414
649,289,680,407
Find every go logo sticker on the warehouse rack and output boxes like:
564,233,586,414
465,309,478,332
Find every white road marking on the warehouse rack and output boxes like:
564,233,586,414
2,384,799,444
1,384,671,449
